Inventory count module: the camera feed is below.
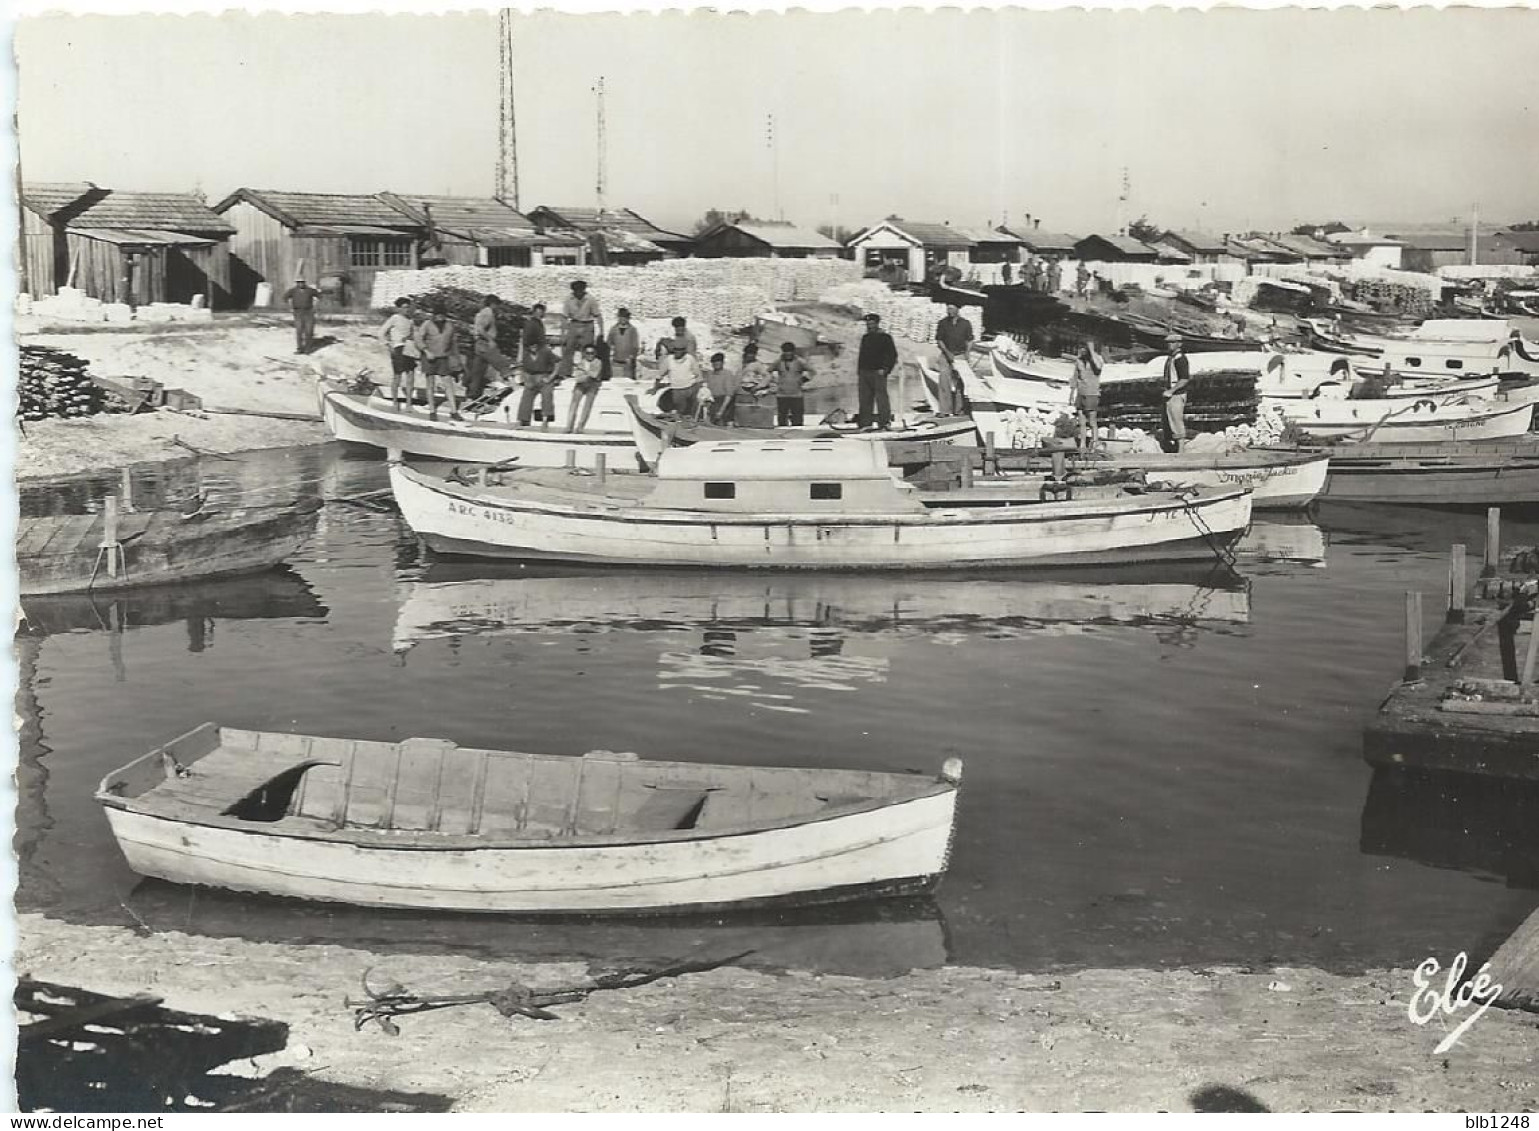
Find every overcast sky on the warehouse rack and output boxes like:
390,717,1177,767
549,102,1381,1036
14,7,1539,237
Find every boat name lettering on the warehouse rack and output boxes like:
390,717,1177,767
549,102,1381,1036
1216,466,1288,486
448,501,516,525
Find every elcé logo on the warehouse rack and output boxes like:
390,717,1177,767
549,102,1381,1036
1407,952,1503,1054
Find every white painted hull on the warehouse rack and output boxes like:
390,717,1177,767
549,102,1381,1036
1281,398,1534,442
103,790,956,913
1107,451,1331,510
390,464,1253,569
320,383,650,469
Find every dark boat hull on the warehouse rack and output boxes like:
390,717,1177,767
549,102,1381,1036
1318,438,1539,504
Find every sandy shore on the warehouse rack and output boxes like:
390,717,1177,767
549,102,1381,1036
15,912,1538,1112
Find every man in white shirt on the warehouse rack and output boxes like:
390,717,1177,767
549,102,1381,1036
658,341,704,419
560,279,604,378
381,298,418,408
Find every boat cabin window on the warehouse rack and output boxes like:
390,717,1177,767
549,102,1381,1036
810,482,843,501
1406,357,1422,367
1447,359,1463,370
703,482,736,500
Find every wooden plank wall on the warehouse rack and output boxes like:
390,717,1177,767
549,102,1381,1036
20,208,62,296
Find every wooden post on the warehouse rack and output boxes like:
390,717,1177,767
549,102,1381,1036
897,362,908,424
595,452,607,485
984,432,997,477
477,466,488,486
564,449,577,471
1522,619,1539,688
101,495,120,579
1483,507,1501,577
1448,543,1467,624
1051,450,1067,480
959,456,974,489
119,468,134,515
1404,590,1423,683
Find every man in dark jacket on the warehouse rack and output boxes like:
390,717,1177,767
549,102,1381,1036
856,313,898,430
282,277,320,354
1160,333,1192,453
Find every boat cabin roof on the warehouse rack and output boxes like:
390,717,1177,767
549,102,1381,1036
655,439,896,482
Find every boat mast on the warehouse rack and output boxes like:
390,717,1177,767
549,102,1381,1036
594,76,607,214
496,9,520,209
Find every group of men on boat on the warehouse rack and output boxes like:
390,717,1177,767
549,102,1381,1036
372,278,917,435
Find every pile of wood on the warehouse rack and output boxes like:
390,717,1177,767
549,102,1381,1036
1344,277,1437,318
1098,370,1261,432
19,346,126,422
401,285,528,356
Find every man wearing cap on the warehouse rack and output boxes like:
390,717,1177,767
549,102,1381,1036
770,341,813,426
934,303,973,415
606,308,641,382
282,276,320,354
1160,334,1191,453
856,313,898,431
560,280,604,378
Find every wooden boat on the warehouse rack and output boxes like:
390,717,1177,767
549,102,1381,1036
97,723,963,913
1056,446,1331,510
17,497,320,596
389,439,1254,569
1303,320,1384,358
1316,436,1539,504
318,378,657,468
625,396,979,469
1279,396,1534,443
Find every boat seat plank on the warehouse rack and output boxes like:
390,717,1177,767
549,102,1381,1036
15,518,79,558
388,738,455,831
34,515,104,556
138,742,331,818
570,755,627,835
526,755,583,834
477,751,538,835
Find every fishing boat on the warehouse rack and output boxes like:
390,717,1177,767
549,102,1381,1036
389,439,1253,569
1316,436,1539,504
318,377,658,468
17,497,320,596
96,723,963,913
1055,447,1331,510
625,396,979,469
1279,396,1534,443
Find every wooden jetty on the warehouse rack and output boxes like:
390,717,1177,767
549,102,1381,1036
1364,509,1539,781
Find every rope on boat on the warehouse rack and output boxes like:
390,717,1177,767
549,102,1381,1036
1173,490,1240,571
346,950,754,1035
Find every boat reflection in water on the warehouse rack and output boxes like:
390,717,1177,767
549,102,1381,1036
392,563,1255,697
1360,767,1539,890
1235,516,1329,567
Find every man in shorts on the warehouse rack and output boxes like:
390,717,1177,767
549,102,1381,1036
381,297,418,408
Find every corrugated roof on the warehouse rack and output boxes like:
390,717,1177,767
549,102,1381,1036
1075,233,1159,257
713,220,842,250
1326,231,1405,247
22,181,100,218
531,205,690,243
216,189,419,230
70,228,218,246
1497,230,1539,254
1389,231,1495,252
380,193,537,237
1161,229,1229,254
887,220,976,248
592,228,666,255
999,227,1079,252
295,224,415,238
1272,233,1347,258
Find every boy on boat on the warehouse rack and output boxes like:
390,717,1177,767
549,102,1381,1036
518,340,560,427
564,345,606,434
658,340,705,419
1070,339,1104,451
706,352,739,425
735,344,775,427
381,297,418,409
606,308,641,382
521,303,549,370
771,341,813,426
413,306,462,422
656,316,700,360
467,294,513,401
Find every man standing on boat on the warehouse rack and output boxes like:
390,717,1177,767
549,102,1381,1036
1160,333,1191,453
659,340,706,419
1071,339,1104,451
606,307,641,382
934,303,974,415
770,341,813,426
856,313,898,431
517,338,560,427
656,315,699,360
560,280,604,378
381,297,418,408
705,352,739,425
413,305,462,422
282,276,320,354
467,294,512,401
521,302,549,372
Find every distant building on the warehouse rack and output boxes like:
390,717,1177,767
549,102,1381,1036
1071,234,1161,263
845,220,976,281
691,219,844,259
213,188,425,309
1386,231,1526,273
953,226,1024,265
1495,230,1539,267
525,206,694,264
997,225,1079,260
1325,230,1406,270
1269,233,1351,264
21,182,236,307
1148,230,1235,266
378,194,587,269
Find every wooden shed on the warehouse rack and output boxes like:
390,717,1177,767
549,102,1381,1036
998,226,1080,261
1149,230,1234,266
845,220,976,281
1071,234,1161,263
212,189,425,310
1389,232,1525,273
526,206,694,264
691,219,843,259
21,182,235,307
377,194,587,269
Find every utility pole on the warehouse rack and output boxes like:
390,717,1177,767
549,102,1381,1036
1116,166,1131,236
767,114,781,221
594,76,607,214
1470,201,1480,267
495,9,520,209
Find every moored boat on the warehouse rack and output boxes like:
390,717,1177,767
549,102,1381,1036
17,497,320,596
97,723,963,913
1316,436,1539,504
319,378,656,468
625,396,978,469
1063,447,1331,510
389,439,1254,569
1279,396,1533,443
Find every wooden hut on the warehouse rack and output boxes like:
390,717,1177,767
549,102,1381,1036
1389,231,1525,273
998,226,1079,261
377,194,587,269
845,220,976,281
1149,230,1234,266
212,189,425,310
21,182,235,307
1071,234,1161,263
691,219,843,259
526,206,694,264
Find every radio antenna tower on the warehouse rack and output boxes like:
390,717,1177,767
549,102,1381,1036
767,114,782,221
594,76,607,214
496,9,520,208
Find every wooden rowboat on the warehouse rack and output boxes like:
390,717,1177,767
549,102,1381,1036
1317,436,1539,505
389,439,1254,569
624,396,979,469
97,724,963,914
17,498,320,596
1280,396,1534,444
